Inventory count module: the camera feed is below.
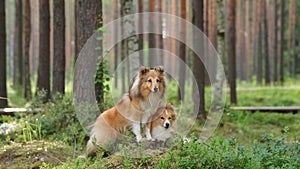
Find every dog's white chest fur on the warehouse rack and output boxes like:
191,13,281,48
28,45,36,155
140,93,161,123
151,126,174,141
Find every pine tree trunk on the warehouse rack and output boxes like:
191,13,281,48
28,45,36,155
37,0,50,99
178,0,186,101
52,0,65,95
114,0,119,88
171,0,176,74
76,0,102,104
227,0,237,104
263,0,270,84
245,0,251,80
13,0,23,87
120,0,138,92
23,0,31,100
157,0,163,64
288,0,296,77
207,0,218,82
252,0,257,76
274,0,278,82
148,0,156,66
192,0,205,118
279,0,285,84
257,0,262,84
0,0,8,108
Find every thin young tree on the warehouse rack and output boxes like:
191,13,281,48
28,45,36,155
0,0,8,108
52,0,66,95
23,0,31,100
37,0,50,99
178,0,186,101
263,0,270,84
227,0,237,104
192,0,205,118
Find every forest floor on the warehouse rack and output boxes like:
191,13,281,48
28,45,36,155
1,84,300,168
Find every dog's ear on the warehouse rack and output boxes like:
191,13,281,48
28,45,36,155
166,102,174,110
139,66,150,76
154,66,164,74
171,113,176,120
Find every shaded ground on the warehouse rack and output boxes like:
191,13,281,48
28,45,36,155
0,140,73,169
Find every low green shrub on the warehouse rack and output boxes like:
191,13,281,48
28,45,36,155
156,132,300,169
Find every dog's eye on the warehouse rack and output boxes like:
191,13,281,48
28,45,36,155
168,117,172,120
160,117,164,120
156,79,160,83
148,79,152,83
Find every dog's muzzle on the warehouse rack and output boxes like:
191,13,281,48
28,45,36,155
153,86,159,93
164,122,170,129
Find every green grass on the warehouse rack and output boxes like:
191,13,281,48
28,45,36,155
6,84,27,107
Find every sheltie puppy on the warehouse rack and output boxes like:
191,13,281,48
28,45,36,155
87,66,166,156
146,103,176,142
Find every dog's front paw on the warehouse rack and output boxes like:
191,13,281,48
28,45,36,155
146,137,155,142
136,135,142,143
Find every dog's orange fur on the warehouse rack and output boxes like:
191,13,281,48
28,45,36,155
146,103,176,141
87,66,166,156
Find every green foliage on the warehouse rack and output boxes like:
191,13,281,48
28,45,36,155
30,94,86,147
95,58,111,94
20,118,42,142
156,133,299,169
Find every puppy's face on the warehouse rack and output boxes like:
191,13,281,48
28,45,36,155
139,66,165,94
158,105,176,129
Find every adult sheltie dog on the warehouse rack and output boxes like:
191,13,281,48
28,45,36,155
87,66,166,156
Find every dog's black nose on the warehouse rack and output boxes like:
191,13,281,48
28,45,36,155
154,87,158,93
165,123,170,129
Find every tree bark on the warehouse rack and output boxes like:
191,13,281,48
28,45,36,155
114,0,119,88
137,0,143,64
157,0,164,64
263,0,270,85
0,0,8,108
279,0,285,84
37,0,50,99
23,0,31,100
75,0,102,63
236,0,246,80
227,0,237,104
178,0,186,101
288,0,296,77
208,0,218,82
192,0,205,118
76,0,102,103
257,0,262,84
245,0,251,80
148,0,156,66
252,0,257,76
274,0,278,82
52,0,66,95
13,0,23,87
